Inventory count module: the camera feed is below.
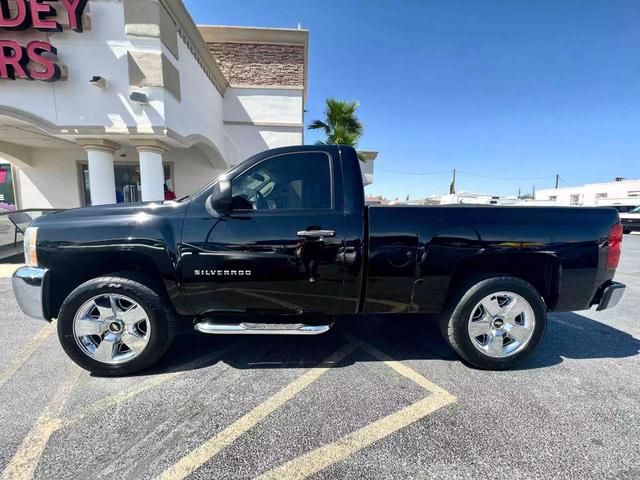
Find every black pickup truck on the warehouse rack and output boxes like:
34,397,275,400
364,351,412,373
13,145,625,375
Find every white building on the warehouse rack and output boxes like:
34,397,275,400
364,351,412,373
535,179,640,207
439,192,519,205
0,0,308,209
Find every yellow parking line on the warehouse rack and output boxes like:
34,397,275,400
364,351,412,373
0,367,81,480
0,341,242,480
0,322,54,390
0,264,23,278
64,341,243,427
158,340,361,480
356,338,454,397
257,394,455,480
256,336,456,480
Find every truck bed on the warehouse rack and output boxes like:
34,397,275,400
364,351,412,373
363,205,619,314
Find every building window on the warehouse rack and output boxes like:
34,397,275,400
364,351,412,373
548,195,557,201
80,163,173,206
0,164,17,211
595,193,608,199
628,191,640,198
570,194,581,205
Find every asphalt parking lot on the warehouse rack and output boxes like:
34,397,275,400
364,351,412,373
0,236,639,480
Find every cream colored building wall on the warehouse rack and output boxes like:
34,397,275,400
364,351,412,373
14,148,84,209
165,147,224,196
163,36,226,164
223,124,303,164
222,87,304,164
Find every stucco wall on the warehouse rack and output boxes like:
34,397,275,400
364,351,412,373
223,87,303,125
222,86,303,162
163,35,226,164
14,148,84,209
0,0,166,131
165,146,224,196
223,124,302,162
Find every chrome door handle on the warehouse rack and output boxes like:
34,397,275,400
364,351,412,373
297,229,335,238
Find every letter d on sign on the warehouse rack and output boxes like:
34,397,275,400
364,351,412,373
0,0,31,30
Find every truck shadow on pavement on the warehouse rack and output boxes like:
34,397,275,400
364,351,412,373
137,312,640,377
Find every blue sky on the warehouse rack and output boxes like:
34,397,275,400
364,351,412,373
186,0,640,199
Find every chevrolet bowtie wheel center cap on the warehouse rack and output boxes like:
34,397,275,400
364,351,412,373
492,318,505,329
108,321,123,333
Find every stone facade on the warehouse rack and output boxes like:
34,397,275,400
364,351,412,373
207,42,304,87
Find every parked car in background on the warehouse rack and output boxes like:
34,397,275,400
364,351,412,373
596,197,640,214
620,205,640,234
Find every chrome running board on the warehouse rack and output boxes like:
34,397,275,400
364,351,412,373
194,321,331,335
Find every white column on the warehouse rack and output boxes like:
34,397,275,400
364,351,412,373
81,140,118,205
134,142,168,202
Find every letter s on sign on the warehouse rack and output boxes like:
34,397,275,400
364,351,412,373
27,41,61,81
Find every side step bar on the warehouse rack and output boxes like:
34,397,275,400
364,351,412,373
194,322,331,335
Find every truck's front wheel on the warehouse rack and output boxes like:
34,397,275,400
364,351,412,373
440,276,547,370
57,273,175,376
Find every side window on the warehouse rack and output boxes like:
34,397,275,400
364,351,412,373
231,152,332,211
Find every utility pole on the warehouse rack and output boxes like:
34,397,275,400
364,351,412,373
449,169,456,194
555,174,559,189
518,187,521,199
532,185,536,198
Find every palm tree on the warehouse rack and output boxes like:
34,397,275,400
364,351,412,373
308,98,364,157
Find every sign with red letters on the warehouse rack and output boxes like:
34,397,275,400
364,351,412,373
0,0,88,81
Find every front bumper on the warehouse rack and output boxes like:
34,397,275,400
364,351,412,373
595,281,626,311
12,266,48,320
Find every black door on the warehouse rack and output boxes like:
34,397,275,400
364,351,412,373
179,150,349,316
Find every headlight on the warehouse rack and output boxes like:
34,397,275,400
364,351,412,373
23,227,38,267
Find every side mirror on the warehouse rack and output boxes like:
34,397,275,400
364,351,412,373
205,178,232,217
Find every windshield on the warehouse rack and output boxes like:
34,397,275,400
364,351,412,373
631,205,640,214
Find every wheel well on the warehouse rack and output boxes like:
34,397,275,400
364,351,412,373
447,252,560,311
47,253,171,320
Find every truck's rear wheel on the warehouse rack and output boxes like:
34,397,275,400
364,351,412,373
440,276,547,370
57,273,175,376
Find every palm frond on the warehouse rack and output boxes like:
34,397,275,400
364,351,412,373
308,97,364,148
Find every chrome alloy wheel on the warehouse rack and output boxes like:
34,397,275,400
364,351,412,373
73,294,151,365
467,291,536,358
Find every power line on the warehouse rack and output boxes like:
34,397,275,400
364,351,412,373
376,167,451,176
377,166,565,184
456,171,557,181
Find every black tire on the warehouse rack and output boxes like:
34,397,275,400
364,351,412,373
439,275,547,370
623,228,631,235
57,272,176,376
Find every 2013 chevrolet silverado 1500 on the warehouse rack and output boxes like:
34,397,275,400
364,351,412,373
12,145,626,375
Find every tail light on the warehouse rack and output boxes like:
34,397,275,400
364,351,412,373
606,222,623,271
